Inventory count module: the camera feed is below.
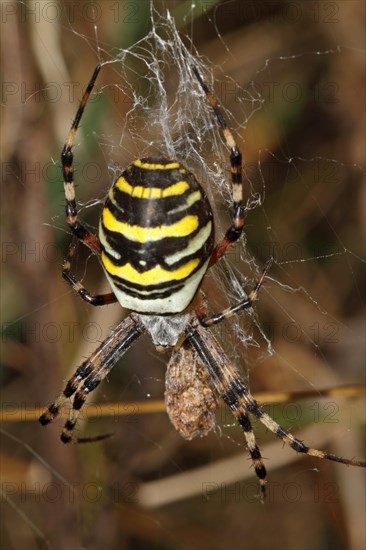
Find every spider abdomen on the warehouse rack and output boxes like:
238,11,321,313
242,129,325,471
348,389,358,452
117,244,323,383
99,157,214,314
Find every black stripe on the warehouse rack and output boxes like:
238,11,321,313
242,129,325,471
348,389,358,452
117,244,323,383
103,250,208,292
66,200,77,219
48,404,59,416
113,280,184,300
64,374,87,398
61,147,73,169
39,404,59,425
323,453,346,464
64,419,76,431
73,392,88,410
290,439,309,454
61,432,72,443
230,378,248,398
230,147,242,166
246,400,263,418
106,188,212,229
111,187,194,226
101,224,213,271
222,390,238,408
231,173,242,184
125,157,189,187
112,276,185,294
237,412,252,432
250,446,262,460
255,464,267,480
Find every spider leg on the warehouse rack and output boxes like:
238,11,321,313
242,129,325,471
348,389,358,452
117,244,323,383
61,64,102,242
198,258,272,327
39,314,144,443
186,323,267,497
62,237,117,306
236,408,267,498
58,64,118,305
186,322,366,496
192,65,244,266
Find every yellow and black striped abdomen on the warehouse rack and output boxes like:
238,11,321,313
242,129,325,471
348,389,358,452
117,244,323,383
99,157,214,314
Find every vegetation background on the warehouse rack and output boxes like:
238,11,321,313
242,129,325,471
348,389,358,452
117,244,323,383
1,1,365,549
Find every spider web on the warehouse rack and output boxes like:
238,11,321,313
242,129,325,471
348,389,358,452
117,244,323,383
2,1,365,548
80,1,365,386
92,4,273,363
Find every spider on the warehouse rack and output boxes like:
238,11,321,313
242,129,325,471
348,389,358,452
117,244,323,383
39,62,365,498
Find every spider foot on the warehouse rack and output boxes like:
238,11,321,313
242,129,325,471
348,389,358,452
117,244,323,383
76,432,114,444
39,400,64,425
60,417,114,444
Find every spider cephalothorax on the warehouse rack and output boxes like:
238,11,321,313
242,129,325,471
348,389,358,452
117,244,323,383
39,62,365,499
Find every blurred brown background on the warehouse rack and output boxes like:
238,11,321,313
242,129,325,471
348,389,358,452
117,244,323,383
1,1,365,549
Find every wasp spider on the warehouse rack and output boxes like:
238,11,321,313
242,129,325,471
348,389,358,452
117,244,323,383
39,63,365,498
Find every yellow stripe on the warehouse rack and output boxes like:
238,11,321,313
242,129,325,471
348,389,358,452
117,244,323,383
102,253,200,285
102,208,199,243
133,159,180,170
162,181,189,197
115,177,190,198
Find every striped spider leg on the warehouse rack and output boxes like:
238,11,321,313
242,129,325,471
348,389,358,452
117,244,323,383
191,67,365,495
191,65,245,268
39,315,144,443
183,286,366,499
61,63,117,307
